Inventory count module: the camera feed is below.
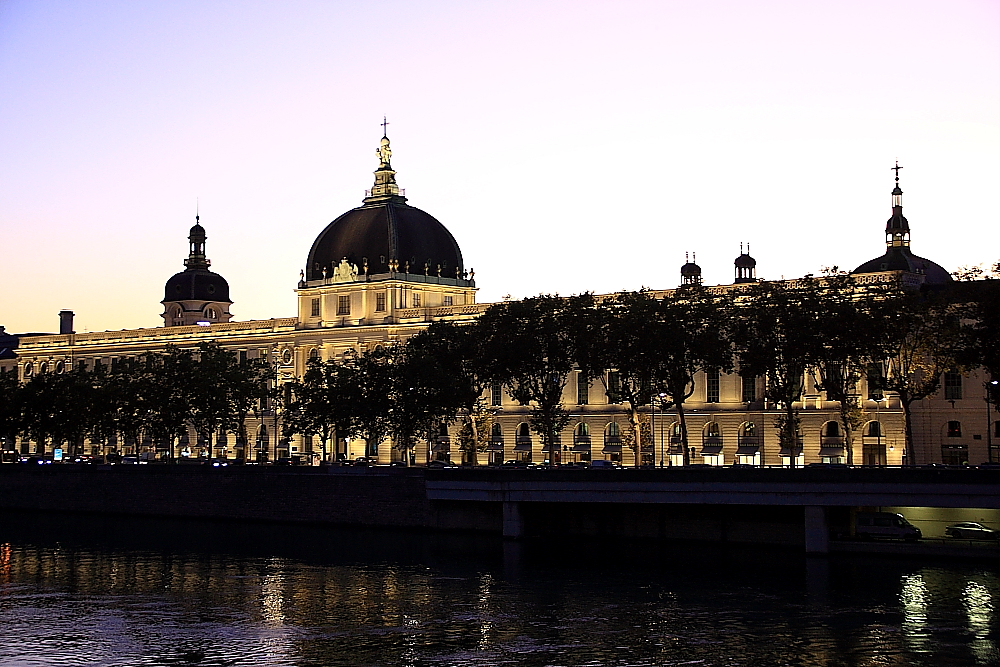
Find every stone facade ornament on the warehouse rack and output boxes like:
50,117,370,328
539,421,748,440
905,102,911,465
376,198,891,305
332,258,359,283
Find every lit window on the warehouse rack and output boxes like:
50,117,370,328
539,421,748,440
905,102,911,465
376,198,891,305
741,375,756,403
707,369,720,403
311,298,320,317
413,292,421,307
206,308,216,319
577,372,589,405
944,371,963,400
444,296,454,306
337,296,350,315
491,382,502,407
376,293,386,312
607,371,621,404
947,420,962,437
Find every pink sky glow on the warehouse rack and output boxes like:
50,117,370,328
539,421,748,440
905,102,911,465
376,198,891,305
1,0,998,333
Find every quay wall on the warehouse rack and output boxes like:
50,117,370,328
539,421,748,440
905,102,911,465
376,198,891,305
0,465,501,533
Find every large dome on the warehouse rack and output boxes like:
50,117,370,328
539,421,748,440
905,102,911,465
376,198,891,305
851,169,952,286
306,201,463,281
853,247,952,285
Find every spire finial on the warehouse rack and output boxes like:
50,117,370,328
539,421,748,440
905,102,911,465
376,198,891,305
196,197,200,225
693,251,696,263
740,242,744,254
381,116,390,137
891,160,903,183
685,252,689,262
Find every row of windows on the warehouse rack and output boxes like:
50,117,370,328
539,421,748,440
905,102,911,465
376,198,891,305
310,292,453,318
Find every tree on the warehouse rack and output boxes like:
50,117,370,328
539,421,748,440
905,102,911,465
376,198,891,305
732,278,825,467
810,273,887,466
871,288,967,464
0,368,20,451
478,294,592,466
341,345,397,459
577,291,669,468
284,358,351,462
400,321,496,465
657,287,733,466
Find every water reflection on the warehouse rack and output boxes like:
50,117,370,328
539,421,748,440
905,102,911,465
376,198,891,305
901,573,930,652
0,512,995,666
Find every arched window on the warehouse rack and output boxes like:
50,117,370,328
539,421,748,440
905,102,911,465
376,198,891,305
947,421,962,438
605,422,621,443
308,348,319,361
575,423,590,437
23,363,33,378
439,423,449,437
865,421,882,437
741,422,757,438
703,422,721,438
517,423,530,437
491,423,503,440
39,362,48,374
206,307,217,319
822,422,841,437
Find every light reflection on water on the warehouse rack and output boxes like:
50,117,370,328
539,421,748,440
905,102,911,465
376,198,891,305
0,512,996,667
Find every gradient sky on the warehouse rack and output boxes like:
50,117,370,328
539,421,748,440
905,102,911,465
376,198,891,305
2,0,999,334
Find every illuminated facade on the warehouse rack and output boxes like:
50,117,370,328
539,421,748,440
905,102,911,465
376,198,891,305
2,138,994,466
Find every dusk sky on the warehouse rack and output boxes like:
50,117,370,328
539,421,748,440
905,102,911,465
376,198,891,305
2,0,998,334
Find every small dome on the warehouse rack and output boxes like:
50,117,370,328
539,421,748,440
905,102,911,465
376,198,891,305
189,223,206,241
681,261,701,277
735,253,756,269
163,270,231,303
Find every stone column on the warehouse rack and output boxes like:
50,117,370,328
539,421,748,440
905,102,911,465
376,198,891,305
804,505,829,554
503,501,524,539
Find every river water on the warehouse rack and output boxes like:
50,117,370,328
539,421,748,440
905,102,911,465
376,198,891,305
0,512,996,666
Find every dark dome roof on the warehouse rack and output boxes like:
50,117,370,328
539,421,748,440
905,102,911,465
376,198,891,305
162,270,231,303
680,261,701,277
852,247,952,285
306,201,463,281
735,253,756,269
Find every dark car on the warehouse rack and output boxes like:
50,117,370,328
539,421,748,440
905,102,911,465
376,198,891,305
945,522,1000,540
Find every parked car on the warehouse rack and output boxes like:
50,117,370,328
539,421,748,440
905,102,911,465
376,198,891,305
945,522,1000,540
855,512,921,541
589,460,620,469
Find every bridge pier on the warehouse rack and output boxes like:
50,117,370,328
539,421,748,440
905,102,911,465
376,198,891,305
804,505,829,554
503,501,524,539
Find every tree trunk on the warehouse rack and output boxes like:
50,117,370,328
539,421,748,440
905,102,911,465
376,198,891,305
841,406,855,467
676,404,690,467
629,404,642,468
900,396,915,466
468,413,478,466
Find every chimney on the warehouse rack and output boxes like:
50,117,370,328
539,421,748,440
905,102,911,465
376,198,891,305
59,310,75,335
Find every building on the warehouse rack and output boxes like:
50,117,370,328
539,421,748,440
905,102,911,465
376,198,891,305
1,135,994,466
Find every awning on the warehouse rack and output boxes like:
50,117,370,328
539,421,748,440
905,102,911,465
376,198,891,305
572,442,592,452
700,445,723,455
819,446,845,457
513,441,532,452
602,444,622,454
487,441,505,451
779,447,802,456
736,445,760,455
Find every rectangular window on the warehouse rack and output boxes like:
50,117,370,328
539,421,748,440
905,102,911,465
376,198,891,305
941,444,968,465
607,371,621,404
491,383,502,407
707,369,720,403
577,372,589,405
337,296,351,316
310,298,320,317
375,293,386,312
867,364,884,400
944,371,963,400
947,420,962,437
741,375,757,403
413,292,421,307
444,295,454,306
239,351,248,363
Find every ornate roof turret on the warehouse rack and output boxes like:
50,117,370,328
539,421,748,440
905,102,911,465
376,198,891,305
734,243,757,283
162,213,233,326
852,163,952,285
681,252,702,285
305,122,468,285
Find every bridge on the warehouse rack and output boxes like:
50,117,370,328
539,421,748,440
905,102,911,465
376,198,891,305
424,466,1000,553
